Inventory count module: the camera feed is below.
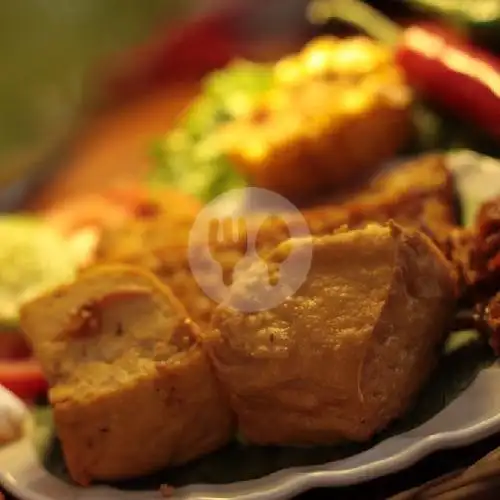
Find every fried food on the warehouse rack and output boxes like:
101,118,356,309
205,223,456,444
93,187,201,264
441,195,500,304
468,197,500,296
213,36,412,201
444,196,500,352
92,154,456,328
95,213,194,264
302,153,457,241
19,265,233,485
479,292,500,355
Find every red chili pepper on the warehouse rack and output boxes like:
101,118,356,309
396,23,500,138
103,8,240,102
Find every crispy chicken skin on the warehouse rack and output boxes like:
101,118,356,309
206,223,456,444
20,265,233,486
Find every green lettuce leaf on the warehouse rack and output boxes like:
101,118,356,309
149,60,273,202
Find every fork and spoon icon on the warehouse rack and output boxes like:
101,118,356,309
187,187,312,312
207,217,273,287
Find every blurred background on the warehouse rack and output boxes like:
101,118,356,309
0,0,199,208
0,0,426,209
3,0,500,210
0,0,308,209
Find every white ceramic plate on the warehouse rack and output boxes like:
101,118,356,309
2,150,500,500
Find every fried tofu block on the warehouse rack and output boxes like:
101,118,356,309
20,266,233,485
95,213,194,264
206,223,456,444
93,155,457,329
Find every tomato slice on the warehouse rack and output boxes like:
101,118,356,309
42,184,203,268
0,359,47,401
44,184,202,234
43,194,133,267
43,185,153,236
44,194,131,235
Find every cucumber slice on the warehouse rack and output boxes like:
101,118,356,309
0,216,77,327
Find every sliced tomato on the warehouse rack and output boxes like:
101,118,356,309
104,184,156,206
43,185,154,236
42,184,202,268
0,358,47,401
43,193,134,266
44,194,131,235
44,184,202,234
103,184,202,219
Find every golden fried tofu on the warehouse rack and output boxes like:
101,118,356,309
20,266,233,485
93,155,456,329
95,214,194,264
94,187,201,264
206,223,456,444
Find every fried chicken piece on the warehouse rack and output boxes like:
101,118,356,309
20,265,232,485
206,223,456,444
445,196,500,352
440,195,500,305
481,293,500,354
471,197,500,287
312,153,457,235
441,227,477,299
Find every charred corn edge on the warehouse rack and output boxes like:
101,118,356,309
275,35,395,85
226,98,408,168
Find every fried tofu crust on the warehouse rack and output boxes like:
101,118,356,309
93,155,457,330
20,266,233,485
206,223,456,444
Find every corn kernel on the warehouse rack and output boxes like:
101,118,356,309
330,37,389,75
214,36,411,200
274,56,305,86
340,89,374,115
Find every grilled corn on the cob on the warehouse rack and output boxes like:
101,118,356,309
211,36,412,201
